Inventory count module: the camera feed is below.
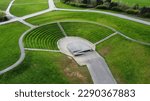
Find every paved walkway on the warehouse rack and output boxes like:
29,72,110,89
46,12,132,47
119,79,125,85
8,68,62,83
1,0,150,26
86,52,116,84
0,27,30,75
58,37,116,84
57,8,150,26
94,32,118,45
57,22,67,37
25,48,60,52
6,0,15,18
56,20,150,46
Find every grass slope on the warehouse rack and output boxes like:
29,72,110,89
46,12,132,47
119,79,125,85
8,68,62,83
113,0,150,7
0,51,93,84
24,23,64,50
0,0,11,10
97,35,150,84
10,0,48,17
0,22,29,71
26,11,150,43
61,22,114,43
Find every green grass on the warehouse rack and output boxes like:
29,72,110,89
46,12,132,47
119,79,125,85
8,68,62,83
24,23,64,50
113,0,150,7
26,11,150,43
0,22,29,71
0,51,93,84
97,35,150,84
10,0,48,17
61,22,114,43
24,21,114,48
0,0,11,10
54,0,82,9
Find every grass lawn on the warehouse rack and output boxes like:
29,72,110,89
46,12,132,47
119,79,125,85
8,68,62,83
10,0,48,17
26,11,150,43
54,0,83,9
0,0,11,10
0,51,93,84
96,35,150,84
61,22,114,43
113,0,150,7
24,23,64,50
0,22,29,71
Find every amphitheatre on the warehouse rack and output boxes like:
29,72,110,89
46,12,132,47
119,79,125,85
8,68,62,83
0,0,150,84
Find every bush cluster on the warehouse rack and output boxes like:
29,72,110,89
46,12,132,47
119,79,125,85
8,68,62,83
97,1,150,18
61,0,150,18
0,11,8,22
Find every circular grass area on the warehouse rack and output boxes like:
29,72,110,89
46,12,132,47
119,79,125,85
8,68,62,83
24,21,115,50
60,21,115,43
24,23,65,50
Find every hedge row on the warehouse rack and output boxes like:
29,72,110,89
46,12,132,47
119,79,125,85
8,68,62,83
61,0,150,18
96,2,150,18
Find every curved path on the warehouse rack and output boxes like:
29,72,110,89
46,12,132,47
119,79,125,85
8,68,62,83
54,20,150,46
1,0,150,26
25,48,60,52
6,0,15,18
0,28,32,75
57,8,150,26
0,22,60,75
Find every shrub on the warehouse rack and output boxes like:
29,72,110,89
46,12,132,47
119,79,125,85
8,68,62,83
142,13,150,18
82,0,89,4
0,11,8,22
111,3,129,12
97,0,103,5
111,6,123,12
96,4,109,9
126,9,139,15
76,3,88,8
140,7,150,15
69,2,76,6
139,7,150,18
109,2,118,8
132,4,139,10
61,0,70,3
119,4,130,11
104,0,111,3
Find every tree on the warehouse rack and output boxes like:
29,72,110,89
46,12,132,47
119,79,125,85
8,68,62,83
133,4,139,10
97,0,103,5
61,0,71,3
104,0,111,3
140,7,150,14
